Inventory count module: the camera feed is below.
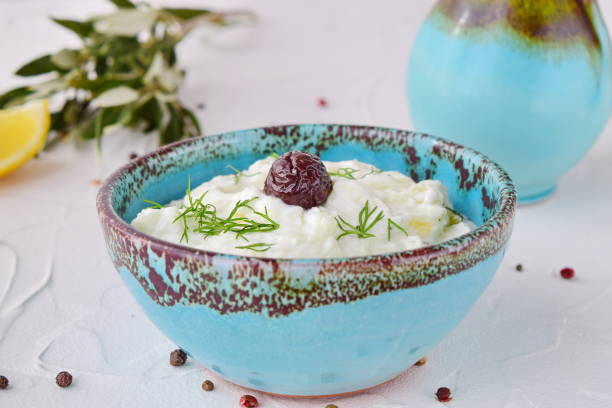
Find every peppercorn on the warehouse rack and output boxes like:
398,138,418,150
129,152,138,160
202,380,214,391
560,267,575,279
435,387,452,402
56,371,73,388
317,97,328,108
415,356,428,366
0,376,8,390
239,394,259,407
169,349,187,366
515,263,523,272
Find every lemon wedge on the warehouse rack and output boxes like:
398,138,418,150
0,100,50,177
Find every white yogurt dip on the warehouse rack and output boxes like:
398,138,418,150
131,157,473,258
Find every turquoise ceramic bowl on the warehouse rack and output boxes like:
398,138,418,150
97,124,516,397
407,0,612,203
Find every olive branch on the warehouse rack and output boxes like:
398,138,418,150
0,0,253,150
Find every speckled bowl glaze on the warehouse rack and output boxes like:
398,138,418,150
97,124,516,397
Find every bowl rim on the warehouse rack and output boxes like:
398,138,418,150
97,123,516,265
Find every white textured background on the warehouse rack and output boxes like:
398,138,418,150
1,1,611,407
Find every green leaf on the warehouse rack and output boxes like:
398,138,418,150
79,117,97,140
96,37,141,57
94,79,139,97
51,49,79,70
163,8,211,20
134,97,162,132
109,0,136,9
92,86,139,107
69,74,138,96
80,107,122,140
116,105,134,126
51,103,70,131
52,18,94,37
15,54,56,76
96,110,104,141
143,53,183,92
0,86,33,108
94,10,156,37
92,109,106,151
81,114,101,140
181,106,202,136
164,48,177,66
25,78,66,101
51,99,87,132
94,58,108,76
161,103,182,144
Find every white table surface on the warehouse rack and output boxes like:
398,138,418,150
1,1,612,407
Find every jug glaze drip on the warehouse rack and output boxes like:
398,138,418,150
435,0,602,58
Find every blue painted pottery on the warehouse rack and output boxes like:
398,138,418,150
96,124,516,397
408,0,612,203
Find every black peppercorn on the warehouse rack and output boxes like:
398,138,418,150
201,380,214,391
169,349,187,366
414,356,428,366
56,371,73,388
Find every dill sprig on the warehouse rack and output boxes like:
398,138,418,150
235,243,274,252
335,200,385,240
167,177,279,250
365,167,383,176
226,164,260,184
328,166,383,179
387,218,409,241
142,199,164,209
171,176,197,242
328,167,359,180
192,198,278,240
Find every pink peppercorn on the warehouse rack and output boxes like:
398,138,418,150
436,387,452,402
560,267,575,280
239,394,258,407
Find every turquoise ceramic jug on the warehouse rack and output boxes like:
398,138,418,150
408,0,612,203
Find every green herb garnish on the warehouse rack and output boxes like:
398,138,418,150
365,167,383,176
235,243,274,252
444,206,465,225
192,198,278,240
387,218,409,241
0,0,253,150
335,200,385,240
328,167,359,180
226,164,259,184
167,178,279,244
142,199,164,209
329,166,383,179
269,152,280,159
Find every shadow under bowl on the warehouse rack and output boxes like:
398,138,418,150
97,124,516,397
